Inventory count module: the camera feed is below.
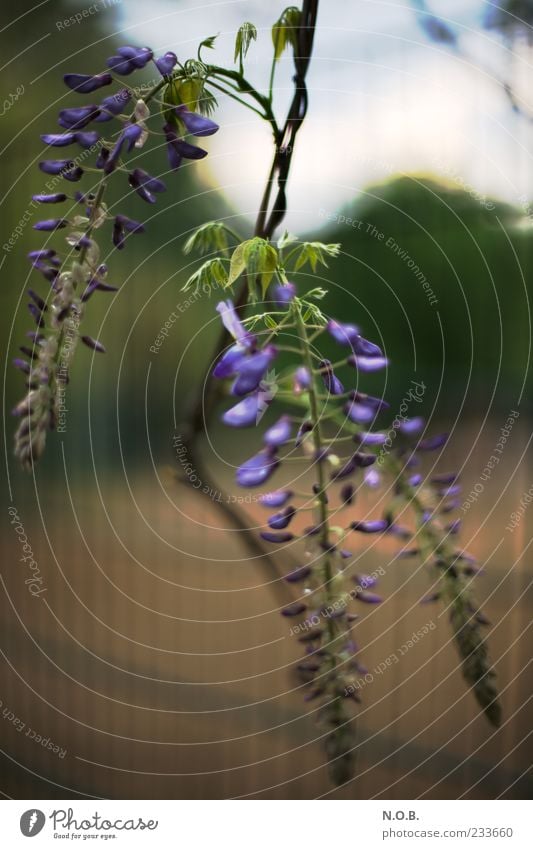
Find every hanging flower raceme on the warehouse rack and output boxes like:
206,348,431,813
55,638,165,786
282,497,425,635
212,291,501,781
13,45,219,470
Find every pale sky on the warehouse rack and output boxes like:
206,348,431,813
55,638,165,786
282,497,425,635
111,0,533,230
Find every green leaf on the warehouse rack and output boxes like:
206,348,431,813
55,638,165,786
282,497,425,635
292,241,341,272
183,222,235,256
277,229,298,251
227,241,248,287
272,7,301,60
234,22,257,65
199,34,218,52
182,258,228,294
243,237,279,297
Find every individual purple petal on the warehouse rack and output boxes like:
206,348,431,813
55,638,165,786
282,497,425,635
154,51,178,76
128,168,166,203
163,123,207,168
81,335,106,353
273,281,296,305
62,165,84,182
27,290,47,311
281,602,307,617
327,319,360,346
259,490,293,508
216,300,250,346
350,519,388,533
332,457,356,481
105,124,142,173
64,73,112,93
174,105,219,136
364,468,381,488
267,505,296,530
231,346,277,396
348,354,389,372
264,415,291,447
352,335,383,357
408,473,422,486
32,193,67,203
340,483,354,505
260,531,294,543
236,450,279,488
13,358,31,374
418,433,448,451
345,400,375,424
27,303,45,327
116,45,153,68
28,249,56,260
95,89,130,121
355,591,383,604
432,472,459,484
319,359,344,395
355,430,387,446
41,132,75,147
353,452,376,468
354,573,379,588
106,55,135,75
33,219,68,231
58,105,99,129
399,416,425,434
113,214,145,250
38,159,73,174
213,344,248,378
222,394,260,427
294,366,311,390
75,131,100,148
284,565,311,583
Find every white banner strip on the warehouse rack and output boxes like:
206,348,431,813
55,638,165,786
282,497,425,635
1,799,529,847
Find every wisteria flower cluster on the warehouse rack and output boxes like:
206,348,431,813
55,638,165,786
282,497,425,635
212,283,500,782
13,45,218,469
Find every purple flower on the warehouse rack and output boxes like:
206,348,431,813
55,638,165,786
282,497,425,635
340,484,354,505
345,400,376,425
354,430,387,446
32,193,67,204
350,519,388,533
216,300,251,346
281,602,307,617
273,281,296,305
418,433,448,451
267,505,296,530
236,450,279,487
348,354,389,372
38,159,73,174
58,106,99,129
260,531,294,543
327,320,360,346
81,336,106,353
222,394,261,427
355,590,383,604
231,345,277,396
259,490,293,508
41,132,76,147
155,51,178,76
213,344,248,378
294,366,311,391
174,105,219,137
295,420,313,446
318,359,344,395
364,468,381,488
112,214,144,250
284,565,311,583
104,123,143,173
128,168,166,203
95,89,131,121
163,122,207,170
399,416,425,434
64,73,112,93
75,131,100,148
264,415,291,447
107,46,153,75
28,249,56,260
33,219,68,231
